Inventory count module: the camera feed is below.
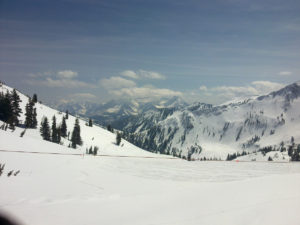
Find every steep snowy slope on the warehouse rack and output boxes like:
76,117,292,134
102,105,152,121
0,83,169,158
123,82,300,160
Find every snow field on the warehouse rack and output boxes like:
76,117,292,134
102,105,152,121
1,149,300,225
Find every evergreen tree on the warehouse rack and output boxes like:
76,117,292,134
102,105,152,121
107,124,114,133
0,92,13,124
88,118,93,127
60,116,67,137
40,117,50,141
93,146,99,155
25,100,33,128
89,146,93,154
51,115,58,143
11,89,22,126
32,108,37,128
57,126,61,144
32,93,38,103
65,110,69,119
291,136,295,145
71,118,82,148
116,132,122,146
25,98,37,128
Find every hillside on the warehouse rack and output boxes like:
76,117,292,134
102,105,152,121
0,83,169,158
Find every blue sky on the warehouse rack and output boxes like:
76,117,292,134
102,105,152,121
0,0,300,104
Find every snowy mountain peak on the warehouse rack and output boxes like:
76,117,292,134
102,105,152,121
257,82,300,101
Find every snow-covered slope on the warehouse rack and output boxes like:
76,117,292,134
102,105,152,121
1,136,300,225
0,83,169,158
123,82,300,160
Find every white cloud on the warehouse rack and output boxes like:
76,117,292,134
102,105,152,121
278,71,292,76
100,75,180,100
120,70,166,80
120,70,139,79
251,80,284,92
27,70,94,88
191,80,285,104
199,85,207,91
28,78,95,88
99,76,136,89
71,93,96,99
28,71,53,78
138,70,166,80
57,70,78,79
111,86,182,100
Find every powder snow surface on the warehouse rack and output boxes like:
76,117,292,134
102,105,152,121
1,131,300,225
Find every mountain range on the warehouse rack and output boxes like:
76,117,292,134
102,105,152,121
54,82,300,160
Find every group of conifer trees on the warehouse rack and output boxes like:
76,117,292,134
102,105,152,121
40,113,82,149
0,88,38,130
40,115,65,143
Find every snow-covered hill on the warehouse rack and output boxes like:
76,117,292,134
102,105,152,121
122,82,300,161
0,83,170,158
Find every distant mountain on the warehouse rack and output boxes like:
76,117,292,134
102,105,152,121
53,96,188,129
121,82,300,160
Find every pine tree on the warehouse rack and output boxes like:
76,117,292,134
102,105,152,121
32,108,37,128
116,132,122,146
32,93,38,103
89,146,93,154
88,118,93,127
11,89,22,126
65,110,69,119
57,126,61,144
71,118,82,148
25,100,33,128
107,124,114,133
51,115,58,143
40,117,50,141
25,98,37,128
0,91,13,123
93,146,99,155
60,116,67,137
